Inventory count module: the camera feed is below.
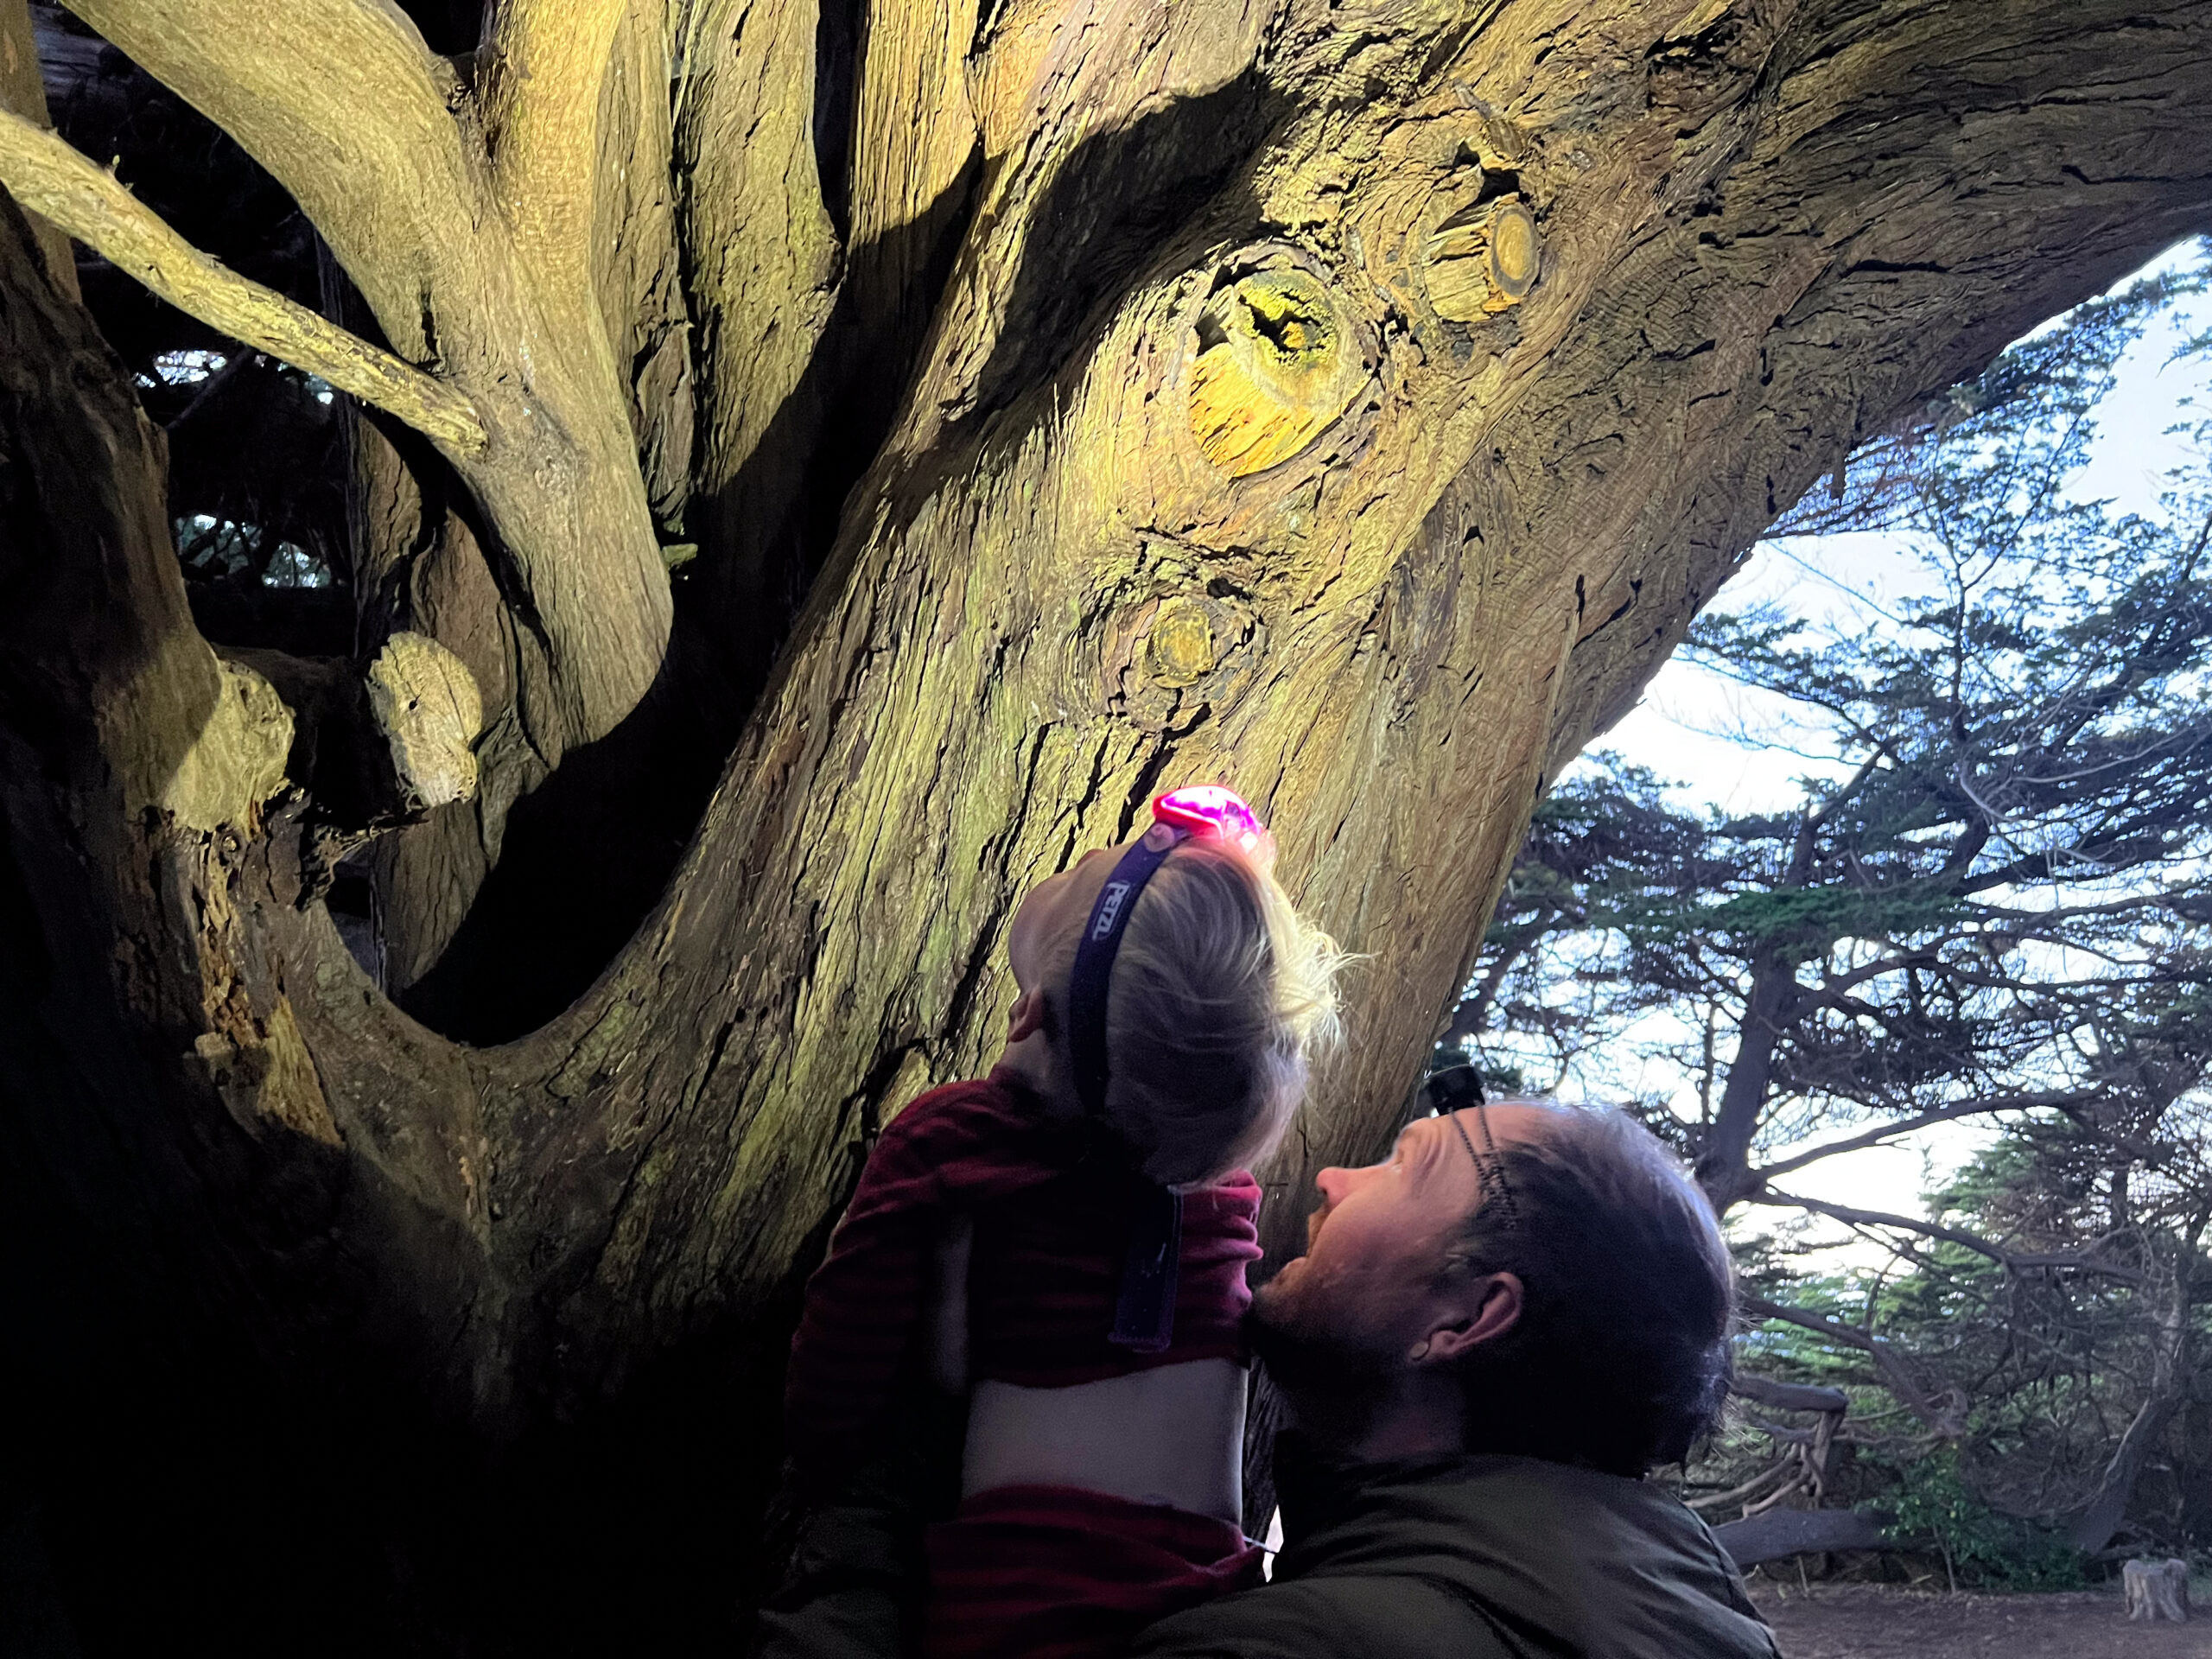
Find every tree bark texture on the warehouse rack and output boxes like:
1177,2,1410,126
4,0,2212,1649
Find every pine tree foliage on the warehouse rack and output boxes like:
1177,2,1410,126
1456,250,2212,1555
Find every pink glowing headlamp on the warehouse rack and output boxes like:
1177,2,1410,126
1148,785,1269,856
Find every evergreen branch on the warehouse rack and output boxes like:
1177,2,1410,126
1751,1189,2149,1283
1739,1294,1958,1435
1747,1090,2096,1184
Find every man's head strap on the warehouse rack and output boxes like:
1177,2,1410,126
1448,1105,1524,1232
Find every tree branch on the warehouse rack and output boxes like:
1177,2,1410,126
1752,1189,2012,1262
1740,1294,1959,1436
1730,1372,1849,1414
1438,915,1560,1045
60,0,475,340
1748,1090,2095,1185
479,0,627,288
0,108,485,452
1750,1189,2149,1282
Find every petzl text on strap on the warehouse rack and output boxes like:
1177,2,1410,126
1067,835,1176,1120
1067,833,1185,1351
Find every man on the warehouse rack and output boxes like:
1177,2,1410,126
759,1091,1779,1657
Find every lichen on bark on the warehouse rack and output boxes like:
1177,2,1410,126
2,0,2210,1648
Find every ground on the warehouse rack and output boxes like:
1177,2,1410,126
1751,1584,2210,1658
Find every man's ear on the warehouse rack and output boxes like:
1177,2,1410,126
1411,1272,1522,1365
1007,986,1048,1043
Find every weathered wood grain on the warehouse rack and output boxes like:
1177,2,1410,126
3,0,2211,1643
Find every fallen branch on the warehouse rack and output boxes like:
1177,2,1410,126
1685,1458,1801,1514
1730,1372,1850,1414
1713,1507,1885,1568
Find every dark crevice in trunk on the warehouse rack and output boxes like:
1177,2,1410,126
812,0,861,245
398,158,991,1040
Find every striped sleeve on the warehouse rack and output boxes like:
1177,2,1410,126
784,1078,1059,1479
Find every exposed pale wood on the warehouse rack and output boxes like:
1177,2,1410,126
367,632,484,811
1144,596,1218,687
2124,1558,2190,1621
158,656,294,831
1424,197,1538,321
1188,266,1371,476
0,109,486,449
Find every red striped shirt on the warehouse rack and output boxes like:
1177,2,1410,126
925,1484,1262,1659
785,1070,1262,1478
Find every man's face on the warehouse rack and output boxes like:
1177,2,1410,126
1251,1105,1554,1368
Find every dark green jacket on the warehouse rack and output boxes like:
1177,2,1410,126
757,1427,1779,1659
1128,1440,1780,1657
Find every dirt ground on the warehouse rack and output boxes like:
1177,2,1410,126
1751,1583,2212,1658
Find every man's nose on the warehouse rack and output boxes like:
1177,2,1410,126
1313,1165,1354,1206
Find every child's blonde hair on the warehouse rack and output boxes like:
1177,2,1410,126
1046,839,1349,1186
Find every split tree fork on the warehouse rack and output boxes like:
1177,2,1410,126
2,0,2209,1650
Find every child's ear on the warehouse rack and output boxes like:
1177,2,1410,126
1007,987,1048,1042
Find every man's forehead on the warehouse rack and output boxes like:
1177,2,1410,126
1471,1101,1562,1147
1394,1103,1560,1210
1416,1100,1559,1152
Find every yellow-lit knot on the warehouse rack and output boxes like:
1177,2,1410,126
1423,198,1539,321
1188,269,1365,477
1144,597,1217,688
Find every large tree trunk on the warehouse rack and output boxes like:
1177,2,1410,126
3,0,2211,1650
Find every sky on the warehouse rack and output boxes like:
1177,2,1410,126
1558,238,2212,1269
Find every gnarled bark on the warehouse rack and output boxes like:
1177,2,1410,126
3,0,2212,1649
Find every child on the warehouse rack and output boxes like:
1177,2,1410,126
785,786,1344,1659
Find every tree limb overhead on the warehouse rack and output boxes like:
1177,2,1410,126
0,106,485,448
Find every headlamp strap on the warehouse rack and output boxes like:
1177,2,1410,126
1066,832,1184,1351
1067,834,1177,1122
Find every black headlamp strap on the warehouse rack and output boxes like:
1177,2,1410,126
1112,1179,1183,1353
1065,831,1185,1352
1067,833,1177,1121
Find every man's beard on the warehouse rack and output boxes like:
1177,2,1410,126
1246,1278,1398,1446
